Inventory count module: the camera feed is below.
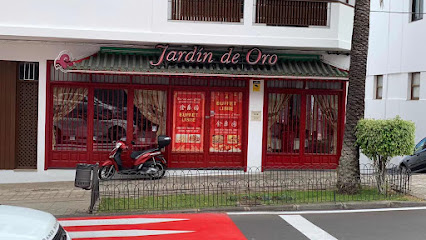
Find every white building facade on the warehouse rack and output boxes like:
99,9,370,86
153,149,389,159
364,0,426,165
0,0,354,183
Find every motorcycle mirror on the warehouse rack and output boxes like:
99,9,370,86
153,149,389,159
112,141,116,144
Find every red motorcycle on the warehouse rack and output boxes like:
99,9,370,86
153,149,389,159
98,135,171,180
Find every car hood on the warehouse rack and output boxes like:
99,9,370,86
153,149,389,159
401,155,411,162
0,205,59,240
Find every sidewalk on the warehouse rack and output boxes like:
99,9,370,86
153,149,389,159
0,181,91,216
410,174,426,199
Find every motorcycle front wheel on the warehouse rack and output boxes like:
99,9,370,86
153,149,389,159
98,165,116,180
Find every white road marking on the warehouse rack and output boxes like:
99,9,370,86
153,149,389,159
68,230,194,239
280,215,338,240
61,218,193,239
60,218,188,227
227,206,426,215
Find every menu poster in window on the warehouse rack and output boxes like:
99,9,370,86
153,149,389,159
210,92,243,152
172,92,205,152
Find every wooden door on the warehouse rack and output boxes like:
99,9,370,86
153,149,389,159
0,61,17,169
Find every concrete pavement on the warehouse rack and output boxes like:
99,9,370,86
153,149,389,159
0,181,91,216
410,174,426,199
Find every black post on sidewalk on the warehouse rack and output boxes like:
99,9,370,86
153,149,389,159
88,164,99,214
75,163,100,214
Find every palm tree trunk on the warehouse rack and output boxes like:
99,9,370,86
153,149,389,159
337,0,370,194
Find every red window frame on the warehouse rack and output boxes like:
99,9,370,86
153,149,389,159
262,79,347,169
44,61,249,169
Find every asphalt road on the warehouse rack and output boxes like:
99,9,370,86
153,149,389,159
59,207,426,240
229,208,426,240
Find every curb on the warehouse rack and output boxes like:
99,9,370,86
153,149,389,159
55,201,426,218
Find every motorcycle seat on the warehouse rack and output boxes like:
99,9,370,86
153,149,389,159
130,148,157,159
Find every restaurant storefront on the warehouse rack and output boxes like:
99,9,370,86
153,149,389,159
46,46,348,169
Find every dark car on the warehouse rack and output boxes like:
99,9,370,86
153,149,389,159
400,137,426,173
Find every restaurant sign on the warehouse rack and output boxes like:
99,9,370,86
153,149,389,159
150,44,278,67
53,45,278,73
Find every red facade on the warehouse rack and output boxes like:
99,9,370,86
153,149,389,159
262,80,346,169
45,62,346,169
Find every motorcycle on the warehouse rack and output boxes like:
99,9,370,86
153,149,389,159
98,135,171,180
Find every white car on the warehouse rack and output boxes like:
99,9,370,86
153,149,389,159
0,205,71,240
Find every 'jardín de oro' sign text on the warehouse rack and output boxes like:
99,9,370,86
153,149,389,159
150,44,278,67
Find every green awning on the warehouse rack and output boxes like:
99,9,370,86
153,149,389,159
67,49,348,79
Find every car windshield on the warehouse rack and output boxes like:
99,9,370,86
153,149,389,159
414,138,426,153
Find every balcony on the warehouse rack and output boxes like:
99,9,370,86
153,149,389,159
169,0,353,27
170,0,244,22
255,0,329,27
0,0,354,51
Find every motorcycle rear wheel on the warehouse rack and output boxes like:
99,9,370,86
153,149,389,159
98,165,116,180
147,161,166,180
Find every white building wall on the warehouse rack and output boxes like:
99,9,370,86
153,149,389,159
0,0,353,51
247,80,264,169
0,41,100,183
322,53,351,70
365,0,426,165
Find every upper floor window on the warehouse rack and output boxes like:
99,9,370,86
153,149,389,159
412,0,423,21
410,72,421,100
169,0,244,23
375,75,383,100
255,0,329,27
19,62,39,81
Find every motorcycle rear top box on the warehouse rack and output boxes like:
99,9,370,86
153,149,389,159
158,135,171,148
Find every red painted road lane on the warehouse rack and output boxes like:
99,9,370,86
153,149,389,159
59,213,247,240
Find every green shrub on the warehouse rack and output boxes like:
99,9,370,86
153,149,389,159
356,116,415,193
